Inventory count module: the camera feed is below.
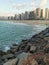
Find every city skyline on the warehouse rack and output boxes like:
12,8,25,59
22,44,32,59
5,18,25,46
0,0,49,16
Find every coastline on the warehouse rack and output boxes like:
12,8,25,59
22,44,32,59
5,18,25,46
0,20,49,26
0,27,49,65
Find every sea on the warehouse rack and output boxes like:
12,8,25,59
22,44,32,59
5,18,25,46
0,21,46,51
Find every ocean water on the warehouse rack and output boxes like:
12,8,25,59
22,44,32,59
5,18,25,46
0,21,46,51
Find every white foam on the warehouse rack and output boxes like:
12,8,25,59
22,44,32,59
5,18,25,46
4,46,10,52
0,21,30,26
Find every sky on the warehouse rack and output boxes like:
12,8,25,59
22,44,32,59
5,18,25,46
0,0,48,16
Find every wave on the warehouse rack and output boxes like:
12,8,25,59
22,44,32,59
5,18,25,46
0,21,30,26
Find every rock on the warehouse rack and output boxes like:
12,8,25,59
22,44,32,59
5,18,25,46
37,59,46,65
24,45,30,52
30,46,37,53
18,52,38,65
27,42,32,46
19,44,27,51
44,54,49,65
12,43,18,46
7,48,18,54
44,44,49,53
18,52,32,65
0,50,6,56
21,39,29,44
44,37,49,41
3,58,18,65
31,59,38,65
10,46,18,49
1,54,16,61
7,50,12,54
0,59,3,65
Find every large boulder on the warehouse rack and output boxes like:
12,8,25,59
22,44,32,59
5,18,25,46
44,54,49,65
44,44,49,53
31,59,38,65
18,52,32,65
10,46,18,49
0,50,6,56
3,58,18,65
24,45,30,52
1,54,16,62
18,52,38,65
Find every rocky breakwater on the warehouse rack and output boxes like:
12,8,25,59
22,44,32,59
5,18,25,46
0,27,49,65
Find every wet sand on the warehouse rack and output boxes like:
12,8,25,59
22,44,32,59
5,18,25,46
0,20,49,26
10,20,49,26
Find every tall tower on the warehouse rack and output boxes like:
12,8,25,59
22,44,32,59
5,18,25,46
40,9,44,19
34,9,36,19
24,11,29,20
36,8,41,19
45,8,49,19
29,11,35,20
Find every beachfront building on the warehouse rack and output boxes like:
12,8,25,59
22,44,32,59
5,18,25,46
14,14,17,20
24,11,29,20
10,16,14,20
36,8,41,19
45,8,49,19
18,14,21,20
21,13,25,20
29,11,35,20
40,9,44,19
48,9,49,19
33,9,37,19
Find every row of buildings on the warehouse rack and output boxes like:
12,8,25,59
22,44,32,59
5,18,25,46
0,8,49,20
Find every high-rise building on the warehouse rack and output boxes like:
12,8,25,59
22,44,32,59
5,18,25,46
36,8,41,19
18,14,21,20
21,13,25,20
14,14,17,20
29,11,35,20
24,11,29,20
48,9,49,19
33,9,36,19
40,9,44,19
11,16,14,20
45,8,49,19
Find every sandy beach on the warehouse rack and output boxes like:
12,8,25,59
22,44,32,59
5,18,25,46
10,20,49,26
0,20,49,26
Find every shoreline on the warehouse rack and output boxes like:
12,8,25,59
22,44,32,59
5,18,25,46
0,20,49,26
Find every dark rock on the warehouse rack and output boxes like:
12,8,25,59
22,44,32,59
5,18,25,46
44,54,49,65
1,54,16,62
3,58,18,65
12,43,18,46
38,59,46,65
7,48,18,54
19,44,27,51
24,45,30,52
0,50,6,56
21,39,29,44
10,45,19,51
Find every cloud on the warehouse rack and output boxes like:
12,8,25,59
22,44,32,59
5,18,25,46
39,0,47,7
13,3,26,9
12,1,36,9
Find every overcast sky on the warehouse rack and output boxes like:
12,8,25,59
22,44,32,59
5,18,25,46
0,0,48,16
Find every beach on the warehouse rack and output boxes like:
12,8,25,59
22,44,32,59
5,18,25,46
11,20,49,26
0,20,49,26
